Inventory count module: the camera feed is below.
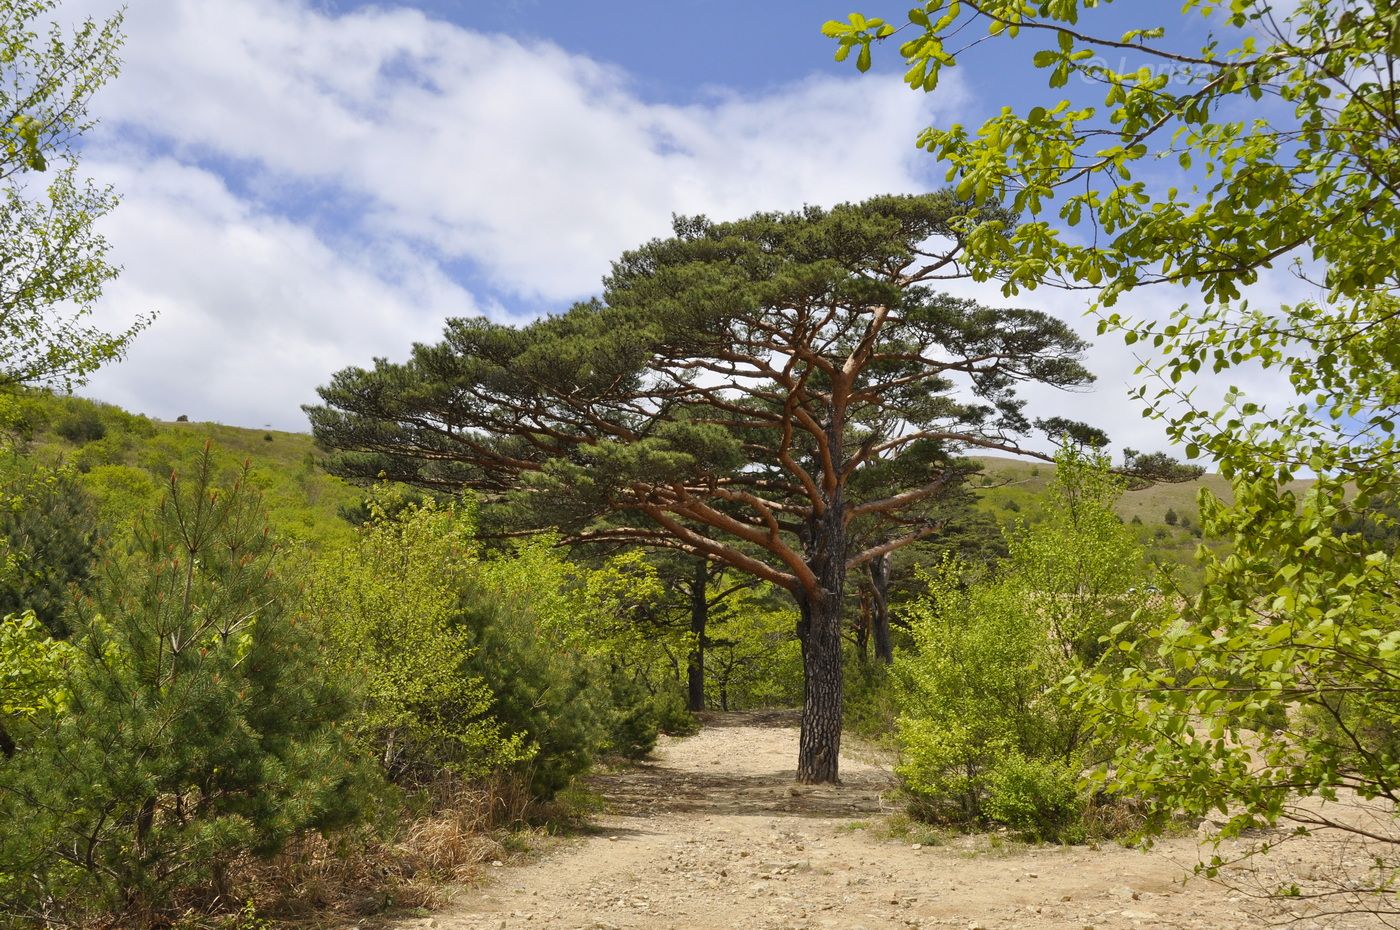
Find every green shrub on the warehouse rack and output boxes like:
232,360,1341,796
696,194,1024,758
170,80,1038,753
893,449,1161,842
650,687,700,736
0,612,71,761
604,673,659,758
984,754,1086,843
843,658,898,743
458,582,606,799
0,448,370,926
54,408,106,444
78,462,162,527
305,492,528,785
0,461,100,636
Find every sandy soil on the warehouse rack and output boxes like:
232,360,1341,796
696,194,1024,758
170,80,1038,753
390,713,1391,930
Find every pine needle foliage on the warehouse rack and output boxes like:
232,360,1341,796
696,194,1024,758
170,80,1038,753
0,445,368,927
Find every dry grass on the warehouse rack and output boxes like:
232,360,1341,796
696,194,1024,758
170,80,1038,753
220,775,543,926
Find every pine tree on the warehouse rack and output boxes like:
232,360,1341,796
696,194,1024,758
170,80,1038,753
308,193,1096,783
0,460,101,637
0,445,368,926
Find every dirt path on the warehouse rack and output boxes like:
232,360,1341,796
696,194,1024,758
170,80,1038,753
400,713,1382,930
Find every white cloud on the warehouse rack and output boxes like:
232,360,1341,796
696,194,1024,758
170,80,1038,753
64,0,1307,454
65,0,976,427
932,266,1307,464
84,0,959,300
80,157,470,429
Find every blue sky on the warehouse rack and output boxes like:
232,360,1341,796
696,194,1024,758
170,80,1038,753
67,0,1291,449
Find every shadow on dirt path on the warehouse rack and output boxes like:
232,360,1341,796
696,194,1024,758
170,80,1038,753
380,713,1385,930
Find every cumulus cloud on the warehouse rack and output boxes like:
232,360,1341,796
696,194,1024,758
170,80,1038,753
934,273,1302,462
63,0,1305,453
67,0,979,427
84,0,963,300
80,156,474,428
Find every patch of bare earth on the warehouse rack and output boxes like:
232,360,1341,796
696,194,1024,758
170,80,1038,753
383,713,1390,930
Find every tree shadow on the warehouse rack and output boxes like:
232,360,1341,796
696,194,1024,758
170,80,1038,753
694,709,801,730
590,759,894,821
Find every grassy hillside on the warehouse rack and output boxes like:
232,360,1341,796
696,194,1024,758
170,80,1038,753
3,391,1268,585
966,455,1311,584
5,391,363,550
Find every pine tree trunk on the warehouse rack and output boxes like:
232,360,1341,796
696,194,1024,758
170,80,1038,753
870,553,893,665
687,558,707,712
797,592,845,783
796,494,847,784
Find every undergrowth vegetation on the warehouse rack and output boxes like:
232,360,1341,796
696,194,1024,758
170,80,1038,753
0,394,713,928
0,390,1224,927
4,0,1400,923
890,450,1166,843
0,390,1215,929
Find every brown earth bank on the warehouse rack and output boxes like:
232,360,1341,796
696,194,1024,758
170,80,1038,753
368,713,1390,930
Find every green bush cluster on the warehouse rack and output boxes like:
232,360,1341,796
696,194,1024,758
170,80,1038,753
7,390,361,551
892,450,1164,843
0,449,369,926
308,491,675,800
304,494,529,786
843,660,899,743
0,444,684,927
0,460,100,637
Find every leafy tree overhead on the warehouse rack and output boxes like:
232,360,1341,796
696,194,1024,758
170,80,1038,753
824,0,1392,498
309,193,1096,783
828,0,1400,888
0,0,145,390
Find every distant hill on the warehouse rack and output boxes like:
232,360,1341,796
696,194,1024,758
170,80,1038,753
5,392,1280,583
6,391,363,550
965,455,1313,584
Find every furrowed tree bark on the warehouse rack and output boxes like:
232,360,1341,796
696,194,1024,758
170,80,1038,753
687,557,707,712
796,492,847,784
870,554,893,665
797,590,845,783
